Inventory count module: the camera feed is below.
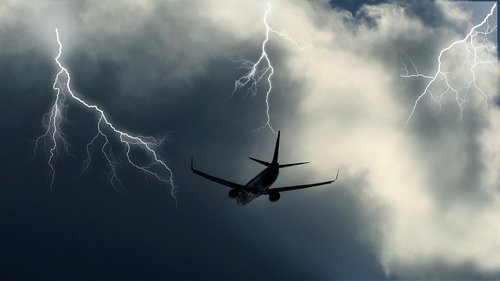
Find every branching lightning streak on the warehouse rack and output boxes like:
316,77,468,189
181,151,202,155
33,29,177,205
404,3,497,125
232,1,301,135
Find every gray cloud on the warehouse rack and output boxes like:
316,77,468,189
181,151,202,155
0,0,498,280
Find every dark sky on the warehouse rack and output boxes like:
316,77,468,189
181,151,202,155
0,1,499,280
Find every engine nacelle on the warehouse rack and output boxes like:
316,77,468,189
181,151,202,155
228,189,239,199
268,191,280,202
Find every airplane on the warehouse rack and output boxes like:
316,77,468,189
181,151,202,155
191,131,339,205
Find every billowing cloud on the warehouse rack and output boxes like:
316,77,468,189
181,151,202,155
274,0,500,278
0,0,498,280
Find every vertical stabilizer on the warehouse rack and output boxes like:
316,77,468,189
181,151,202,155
272,131,280,164
250,131,309,168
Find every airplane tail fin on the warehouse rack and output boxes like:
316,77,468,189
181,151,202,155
272,131,280,164
250,132,309,168
250,131,281,167
271,131,308,168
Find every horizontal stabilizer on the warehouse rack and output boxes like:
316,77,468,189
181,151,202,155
249,157,272,167
278,162,309,168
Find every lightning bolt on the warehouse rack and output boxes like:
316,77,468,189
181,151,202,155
232,1,302,134
33,29,177,206
404,3,497,125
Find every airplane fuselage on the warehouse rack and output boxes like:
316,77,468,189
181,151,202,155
192,131,337,206
237,166,279,205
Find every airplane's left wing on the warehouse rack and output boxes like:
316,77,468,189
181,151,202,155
265,170,339,193
191,158,247,190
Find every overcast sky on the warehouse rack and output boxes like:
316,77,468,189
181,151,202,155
0,0,499,280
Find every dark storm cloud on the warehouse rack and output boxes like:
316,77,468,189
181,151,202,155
330,0,477,27
330,0,389,14
1,0,499,280
0,0,392,280
329,0,447,28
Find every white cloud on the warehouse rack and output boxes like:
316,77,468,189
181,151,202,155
275,1,500,278
436,0,472,24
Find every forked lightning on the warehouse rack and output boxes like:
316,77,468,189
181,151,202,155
33,29,177,205
403,3,497,124
232,1,302,134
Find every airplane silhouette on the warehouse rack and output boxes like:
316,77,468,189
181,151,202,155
191,131,339,205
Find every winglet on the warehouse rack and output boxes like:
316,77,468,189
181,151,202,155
333,169,340,182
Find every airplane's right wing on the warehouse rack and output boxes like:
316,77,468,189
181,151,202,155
191,158,247,190
265,170,339,193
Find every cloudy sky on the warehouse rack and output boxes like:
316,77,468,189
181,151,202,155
0,0,498,280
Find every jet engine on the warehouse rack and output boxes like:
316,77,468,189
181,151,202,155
268,191,280,202
228,189,239,199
